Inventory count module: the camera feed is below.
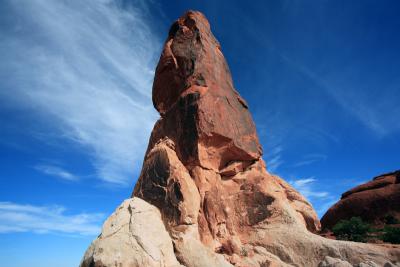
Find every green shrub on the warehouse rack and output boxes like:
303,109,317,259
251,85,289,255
384,214,399,225
332,217,371,242
382,226,400,244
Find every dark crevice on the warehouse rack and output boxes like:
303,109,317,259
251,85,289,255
168,21,180,37
173,182,184,202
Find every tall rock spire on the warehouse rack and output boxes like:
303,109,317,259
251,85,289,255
133,10,321,263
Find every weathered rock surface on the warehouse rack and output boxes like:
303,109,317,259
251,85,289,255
321,170,400,230
148,10,262,172
80,198,182,267
81,10,400,267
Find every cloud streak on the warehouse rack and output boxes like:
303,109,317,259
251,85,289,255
0,0,160,184
289,177,329,199
265,145,284,173
35,164,79,181
292,153,327,167
279,54,400,137
0,202,104,236
289,176,336,217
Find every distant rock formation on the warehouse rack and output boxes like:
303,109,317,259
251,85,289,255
80,11,400,267
321,170,400,230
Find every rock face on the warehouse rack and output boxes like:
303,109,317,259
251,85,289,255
148,9,262,173
133,9,320,257
80,198,182,267
81,11,400,267
321,170,400,230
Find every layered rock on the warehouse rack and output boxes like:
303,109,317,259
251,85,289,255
321,170,400,230
81,11,400,267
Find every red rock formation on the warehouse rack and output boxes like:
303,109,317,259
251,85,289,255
149,11,262,171
321,170,400,230
81,11,400,267
134,10,320,265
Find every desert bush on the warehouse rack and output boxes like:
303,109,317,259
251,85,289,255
382,226,400,244
332,217,371,242
384,214,399,225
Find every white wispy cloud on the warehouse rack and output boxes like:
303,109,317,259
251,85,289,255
289,176,336,217
35,164,78,181
279,54,400,137
0,202,104,236
0,0,160,184
292,153,327,167
265,145,284,173
289,177,329,199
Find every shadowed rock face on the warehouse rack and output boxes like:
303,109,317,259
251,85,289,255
81,11,400,267
321,170,400,230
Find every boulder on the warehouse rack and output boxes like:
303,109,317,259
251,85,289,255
80,198,182,267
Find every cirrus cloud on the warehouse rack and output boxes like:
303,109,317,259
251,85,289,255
0,202,104,236
0,0,160,185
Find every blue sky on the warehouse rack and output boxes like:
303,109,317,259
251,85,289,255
1,0,400,266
